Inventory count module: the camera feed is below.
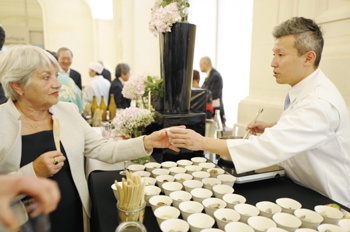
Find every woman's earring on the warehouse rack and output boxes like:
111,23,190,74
19,92,23,96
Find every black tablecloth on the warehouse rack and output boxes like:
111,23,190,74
89,171,349,232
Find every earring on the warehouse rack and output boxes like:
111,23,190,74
19,92,23,96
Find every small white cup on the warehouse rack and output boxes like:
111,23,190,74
202,178,222,191
207,168,225,178
183,179,203,192
191,188,213,203
201,229,224,232
133,171,151,177
162,182,183,196
176,159,193,168
234,203,260,224
318,224,347,232
169,167,186,176
225,222,255,232
191,157,207,165
149,195,173,212
154,206,180,226
212,184,234,199
156,174,175,192
111,182,123,200
174,173,193,190
185,165,202,174
144,162,161,173
161,161,177,169
160,218,189,232
256,201,282,219
294,229,317,232
294,208,323,229
192,171,211,181
169,190,192,209
187,213,215,232
144,185,161,207
248,216,277,232
267,228,289,232
217,174,236,187
199,162,216,172
214,208,240,230
141,177,156,186
276,198,302,214
202,197,227,218
314,205,343,225
338,219,350,231
127,164,145,172
152,168,170,178
273,212,302,232
223,193,246,209
179,201,204,221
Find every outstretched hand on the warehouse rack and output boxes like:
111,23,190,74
143,126,186,152
246,121,276,135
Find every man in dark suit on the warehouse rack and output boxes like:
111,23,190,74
57,47,82,90
200,56,226,127
108,63,131,109
0,26,7,105
98,61,111,82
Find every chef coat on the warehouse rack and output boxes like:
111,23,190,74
83,75,111,106
227,69,350,207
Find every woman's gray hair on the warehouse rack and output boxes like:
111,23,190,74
272,17,324,67
0,45,60,101
115,63,130,79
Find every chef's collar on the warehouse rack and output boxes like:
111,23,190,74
288,68,320,104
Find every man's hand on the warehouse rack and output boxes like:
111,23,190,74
246,121,277,135
143,126,186,151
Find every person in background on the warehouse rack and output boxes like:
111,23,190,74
57,47,82,90
0,25,7,105
200,56,226,127
167,17,350,208
98,60,111,82
0,175,60,232
84,62,110,106
192,70,213,119
108,63,131,108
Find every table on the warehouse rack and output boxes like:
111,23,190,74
89,170,349,232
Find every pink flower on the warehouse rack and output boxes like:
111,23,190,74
122,75,147,99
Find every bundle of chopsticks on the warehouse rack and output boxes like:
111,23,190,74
92,108,103,127
115,170,145,222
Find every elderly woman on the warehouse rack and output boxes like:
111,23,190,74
0,45,179,232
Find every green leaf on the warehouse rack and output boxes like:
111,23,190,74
147,76,153,83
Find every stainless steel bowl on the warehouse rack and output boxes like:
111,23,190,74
218,136,243,161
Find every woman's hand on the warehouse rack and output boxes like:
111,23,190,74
246,121,277,135
33,151,66,178
167,127,204,151
143,126,186,152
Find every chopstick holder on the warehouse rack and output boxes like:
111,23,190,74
53,118,61,153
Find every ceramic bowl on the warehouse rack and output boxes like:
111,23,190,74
248,216,277,232
276,198,302,214
160,218,189,232
183,179,203,193
199,162,216,172
133,170,151,178
176,159,193,168
152,168,170,178
214,208,240,230
144,162,161,173
169,190,192,209
256,201,282,219
294,229,317,232
169,167,186,176
212,184,234,199
185,165,202,174
318,224,346,232
144,185,161,207
202,178,222,191
223,193,246,209
191,188,213,203
162,182,183,196
141,177,156,186
174,173,193,190
201,229,224,232
187,213,215,232
202,197,227,218
127,164,145,173
267,228,289,232
192,171,211,181
178,201,204,221
154,206,180,226
224,222,254,232
191,157,207,165
338,219,350,231
149,195,173,212
273,212,302,232
217,174,236,187
156,175,175,192
314,205,343,225
207,168,225,178
294,208,323,229
161,161,177,169
234,203,260,224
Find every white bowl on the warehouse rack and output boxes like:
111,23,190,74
144,162,161,173
179,201,204,221
149,195,173,212
217,174,236,187
141,177,156,186
174,173,193,189
156,175,175,191
187,213,215,232
144,185,161,207
223,193,247,209
294,208,323,229
191,157,207,165
176,159,193,168
183,179,203,192
169,167,186,176
161,161,177,169
169,190,192,209
191,188,213,203
207,168,225,178
202,178,222,191
160,218,189,232
162,182,183,196
276,198,302,214
202,198,227,218
201,229,224,232
212,184,234,199
214,208,240,230
154,206,180,226
267,228,289,232
133,170,151,177
273,212,302,232
294,229,317,232
185,165,202,174
152,168,170,178
111,182,123,200
338,219,350,231
234,203,260,224
225,222,255,232
199,162,216,171
192,171,211,181
318,224,347,232
248,216,277,232
315,205,343,225
256,201,282,219
127,164,145,172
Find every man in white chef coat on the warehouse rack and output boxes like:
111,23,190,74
167,17,350,207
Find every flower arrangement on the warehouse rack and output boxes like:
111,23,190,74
149,0,190,37
143,76,163,99
122,75,148,99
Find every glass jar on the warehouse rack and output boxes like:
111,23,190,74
115,221,147,232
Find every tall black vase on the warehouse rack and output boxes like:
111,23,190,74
159,23,196,114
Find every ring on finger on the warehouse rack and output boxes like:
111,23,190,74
53,157,58,165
